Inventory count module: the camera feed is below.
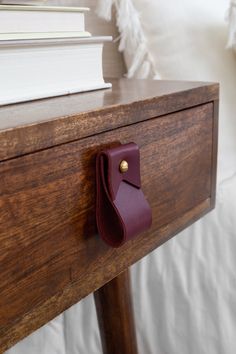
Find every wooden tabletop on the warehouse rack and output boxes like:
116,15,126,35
0,79,218,161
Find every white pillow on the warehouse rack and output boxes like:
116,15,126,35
98,0,236,182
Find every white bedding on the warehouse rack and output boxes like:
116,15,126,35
6,1,236,354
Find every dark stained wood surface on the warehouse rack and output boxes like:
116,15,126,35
210,99,219,208
0,98,217,352
0,79,219,161
94,269,138,354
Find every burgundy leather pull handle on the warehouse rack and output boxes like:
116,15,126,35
96,142,152,247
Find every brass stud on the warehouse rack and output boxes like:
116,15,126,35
119,160,129,173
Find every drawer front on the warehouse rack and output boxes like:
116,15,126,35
0,103,214,351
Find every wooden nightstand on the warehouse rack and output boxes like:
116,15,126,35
0,79,219,354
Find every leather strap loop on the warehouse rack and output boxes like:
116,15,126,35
96,143,152,247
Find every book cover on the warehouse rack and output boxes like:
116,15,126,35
0,4,90,12
0,32,92,41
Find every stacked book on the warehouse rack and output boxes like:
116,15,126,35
0,0,112,105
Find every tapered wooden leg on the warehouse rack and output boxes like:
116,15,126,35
94,269,138,354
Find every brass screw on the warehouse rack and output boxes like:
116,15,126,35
119,160,129,173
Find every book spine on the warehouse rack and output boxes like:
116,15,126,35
0,32,92,41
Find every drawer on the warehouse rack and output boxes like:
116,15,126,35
0,102,215,350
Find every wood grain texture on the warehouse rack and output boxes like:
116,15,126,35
210,99,219,208
0,79,219,161
0,100,217,352
94,269,138,354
